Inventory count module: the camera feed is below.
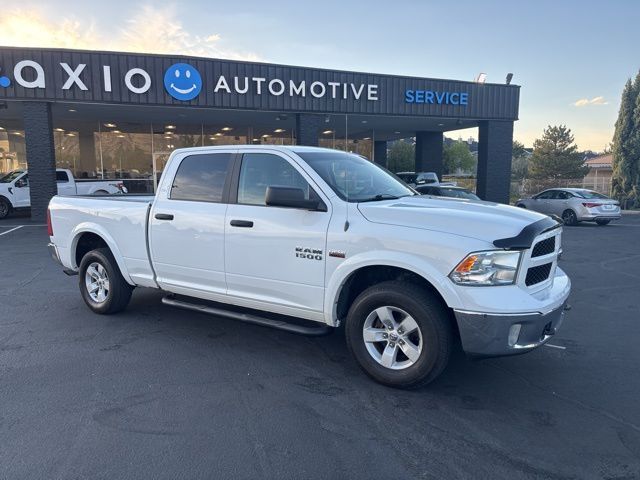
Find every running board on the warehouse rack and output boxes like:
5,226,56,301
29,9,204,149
161,296,332,336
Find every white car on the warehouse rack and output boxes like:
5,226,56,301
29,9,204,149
517,188,621,226
0,168,126,219
47,146,570,388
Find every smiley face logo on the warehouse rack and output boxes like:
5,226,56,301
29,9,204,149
164,63,202,101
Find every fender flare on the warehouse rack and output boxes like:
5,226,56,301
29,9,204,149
323,250,462,326
0,194,14,209
70,222,135,286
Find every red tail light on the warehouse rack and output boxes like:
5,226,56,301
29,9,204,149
582,202,602,208
47,208,53,236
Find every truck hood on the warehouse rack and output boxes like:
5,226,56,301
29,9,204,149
357,196,549,245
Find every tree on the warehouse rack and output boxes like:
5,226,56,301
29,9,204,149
443,140,475,174
612,71,640,206
511,140,529,181
387,140,414,172
529,125,589,180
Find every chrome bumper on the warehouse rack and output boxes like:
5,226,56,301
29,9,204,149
454,302,569,357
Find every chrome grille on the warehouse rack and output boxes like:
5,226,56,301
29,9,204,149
532,237,555,257
526,263,552,286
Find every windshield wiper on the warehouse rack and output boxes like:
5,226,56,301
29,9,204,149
358,194,403,203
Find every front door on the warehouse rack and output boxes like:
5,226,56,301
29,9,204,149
149,151,235,295
224,151,331,314
12,174,30,207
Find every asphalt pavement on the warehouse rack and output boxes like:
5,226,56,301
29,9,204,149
1,214,639,479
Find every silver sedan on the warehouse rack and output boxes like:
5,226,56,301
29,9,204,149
516,188,621,226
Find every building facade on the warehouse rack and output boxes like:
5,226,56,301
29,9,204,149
0,47,520,220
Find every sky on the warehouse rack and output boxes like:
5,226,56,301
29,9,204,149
0,0,638,151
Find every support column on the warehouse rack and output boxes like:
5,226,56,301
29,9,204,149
23,102,56,222
77,129,97,177
415,131,443,179
373,140,387,167
476,120,514,203
295,113,322,146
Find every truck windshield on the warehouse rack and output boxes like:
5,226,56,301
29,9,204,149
0,170,24,183
296,151,415,202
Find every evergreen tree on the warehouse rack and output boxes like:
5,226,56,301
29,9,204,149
443,140,475,174
529,125,589,180
611,72,640,206
387,140,414,172
511,140,529,181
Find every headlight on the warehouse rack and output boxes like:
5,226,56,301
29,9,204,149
449,250,521,286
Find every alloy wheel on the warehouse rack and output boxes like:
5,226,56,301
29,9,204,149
362,306,423,370
84,262,110,303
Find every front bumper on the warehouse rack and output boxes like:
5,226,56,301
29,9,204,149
454,301,569,357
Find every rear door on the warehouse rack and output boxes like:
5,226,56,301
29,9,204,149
55,170,76,196
149,150,235,295
224,150,331,314
549,190,571,216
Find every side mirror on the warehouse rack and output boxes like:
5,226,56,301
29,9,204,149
15,179,27,188
265,186,326,211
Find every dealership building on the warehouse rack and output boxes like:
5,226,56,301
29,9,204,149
0,47,519,220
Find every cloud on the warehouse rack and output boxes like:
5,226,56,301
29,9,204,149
0,6,261,61
572,96,608,107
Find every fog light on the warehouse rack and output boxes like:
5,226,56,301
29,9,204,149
508,324,522,347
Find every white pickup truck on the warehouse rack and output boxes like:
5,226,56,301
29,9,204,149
47,146,571,388
0,168,126,219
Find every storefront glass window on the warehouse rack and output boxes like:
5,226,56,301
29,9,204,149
0,128,27,174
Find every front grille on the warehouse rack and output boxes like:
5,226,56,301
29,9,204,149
526,263,552,286
532,237,555,257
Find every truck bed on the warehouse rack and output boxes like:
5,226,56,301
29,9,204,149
48,195,156,287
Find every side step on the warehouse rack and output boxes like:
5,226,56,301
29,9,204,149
161,296,333,337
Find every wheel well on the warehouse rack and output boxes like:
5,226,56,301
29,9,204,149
336,265,457,333
0,195,11,206
75,232,109,267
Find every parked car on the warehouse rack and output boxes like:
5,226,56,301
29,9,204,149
396,171,439,187
516,188,621,226
416,184,480,200
47,146,570,389
0,169,126,219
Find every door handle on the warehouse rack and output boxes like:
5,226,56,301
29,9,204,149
155,213,174,221
230,219,253,228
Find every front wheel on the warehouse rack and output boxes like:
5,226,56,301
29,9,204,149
79,248,133,314
562,209,578,226
345,281,453,389
596,219,610,226
0,197,10,219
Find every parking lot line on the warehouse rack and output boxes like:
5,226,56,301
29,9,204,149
0,226,23,236
544,343,567,350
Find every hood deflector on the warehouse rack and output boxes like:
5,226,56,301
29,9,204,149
493,216,561,250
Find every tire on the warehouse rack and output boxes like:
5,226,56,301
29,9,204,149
79,247,133,314
516,203,526,208
596,219,610,226
345,280,453,389
0,197,11,219
561,209,578,226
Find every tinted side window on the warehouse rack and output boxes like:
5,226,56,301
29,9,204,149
238,153,310,206
56,171,69,182
171,153,232,202
537,191,554,199
556,191,570,200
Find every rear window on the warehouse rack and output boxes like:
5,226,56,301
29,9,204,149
574,190,608,199
170,153,232,202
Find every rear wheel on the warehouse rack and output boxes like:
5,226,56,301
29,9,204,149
562,209,578,226
79,248,133,314
0,198,10,219
596,219,610,226
345,281,453,389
